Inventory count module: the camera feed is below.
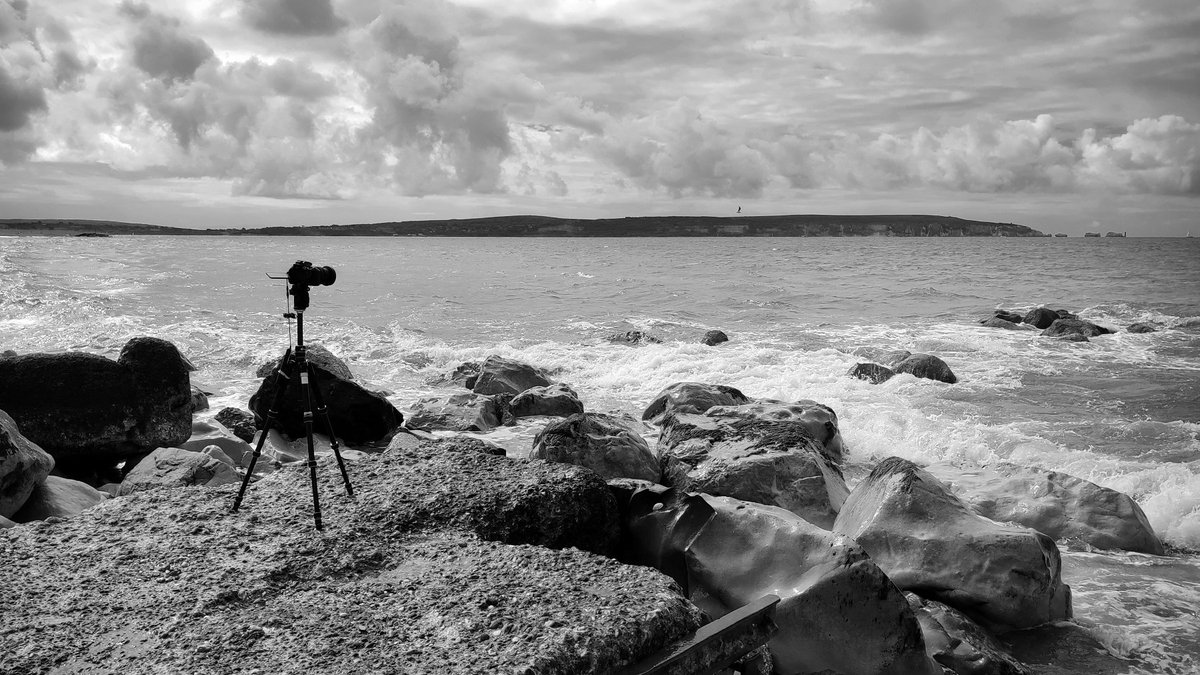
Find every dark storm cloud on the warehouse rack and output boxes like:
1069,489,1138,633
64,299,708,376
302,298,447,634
121,2,214,82
242,0,346,36
0,63,46,131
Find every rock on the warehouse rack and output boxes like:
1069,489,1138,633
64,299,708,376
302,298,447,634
707,399,845,464
214,407,257,443
894,353,958,384
1055,333,1089,342
0,337,194,472
190,385,210,412
255,344,354,381
1126,323,1156,334
1022,308,1060,329
117,447,241,496
852,347,912,367
606,330,663,345
531,413,659,482
406,392,504,432
620,485,940,675
200,445,237,468
427,435,507,456
641,381,752,422
655,405,848,528
1,409,55,519
425,361,481,389
250,347,404,445
848,362,896,384
992,310,1025,324
700,329,729,346
11,475,107,523
924,461,1164,555
1041,318,1114,339
179,420,254,467
980,317,1035,330
470,355,552,396
0,514,13,528
907,593,1032,675
0,349,16,359
509,383,584,419
834,458,1071,631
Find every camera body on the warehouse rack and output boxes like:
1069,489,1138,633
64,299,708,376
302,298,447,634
287,260,337,288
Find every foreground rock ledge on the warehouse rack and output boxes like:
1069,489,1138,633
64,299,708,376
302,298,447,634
0,448,703,674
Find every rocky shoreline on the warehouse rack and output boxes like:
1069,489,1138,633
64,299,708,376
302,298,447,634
0,313,1172,674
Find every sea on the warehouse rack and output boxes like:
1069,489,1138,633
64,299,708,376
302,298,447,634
2,234,1199,674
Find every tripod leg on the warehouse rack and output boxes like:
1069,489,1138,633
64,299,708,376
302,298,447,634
297,357,324,531
306,362,354,498
232,350,294,513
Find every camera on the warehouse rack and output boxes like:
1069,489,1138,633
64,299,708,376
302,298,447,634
287,260,336,287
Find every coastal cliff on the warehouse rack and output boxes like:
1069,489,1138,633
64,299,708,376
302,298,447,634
1,214,1044,237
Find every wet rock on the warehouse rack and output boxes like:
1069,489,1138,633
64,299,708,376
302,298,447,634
0,337,194,472
834,457,1071,631
641,381,752,422
509,383,584,419
656,404,847,528
1022,308,1060,329
852,347,912,367
406,392,504,432
700,330,729,346
11,475,107,523
117,447,240,496
179,420,254,467
1126,323,1156,334
924,461,1164,555
620,485,940,675
214,407,257,443
427,435,506,456
255,344,354,381
606,330,663,345
190,385,211,412
531,413,659,482
980,317,1035,330
1,409,54,518
250,347,404,445
1054,333,1089,342
894,353,958,384
471,355,553,396
992,310,1025,324
1041,318,1114,339
907,593,1032,675
848,362,896,384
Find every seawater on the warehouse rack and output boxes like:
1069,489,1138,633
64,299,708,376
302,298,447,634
2,234,1199,673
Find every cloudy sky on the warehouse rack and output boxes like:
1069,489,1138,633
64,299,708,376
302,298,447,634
1,0,1198,234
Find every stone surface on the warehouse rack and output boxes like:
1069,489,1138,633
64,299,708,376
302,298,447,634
190,385,210,412
470,355,553,396
705,400,845,464
848,362,897,384
11,475,107,522
924,461,1164,555
1022,308,1060,329
0,446,702,674
250,347,404,445
894,353,958,384
509,383,584,419
1041,318,1114,339
531,413,660,482
851,347,912,367
606,330,664,345
406,392,504,432
0,337,194,468
255,344,354,381
179,420,254,467
117,447,241,496
641,381,752,422
656,406,848,528
992,310,1025,324
619,485,939,675
834,457,1071,632
907,593,1032,675
1126,322,1157,334
981,317,1035,330
0,409,55,519
214,407,257,443
701,329,729,346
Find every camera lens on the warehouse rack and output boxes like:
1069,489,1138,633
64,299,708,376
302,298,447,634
310,266,336,286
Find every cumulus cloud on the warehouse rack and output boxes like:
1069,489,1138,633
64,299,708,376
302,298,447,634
242,0,345,36
120,2,214,82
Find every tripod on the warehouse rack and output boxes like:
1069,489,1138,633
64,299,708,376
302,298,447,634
231,282,353,530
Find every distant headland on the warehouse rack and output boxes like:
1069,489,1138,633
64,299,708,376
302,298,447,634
0,214,1045,237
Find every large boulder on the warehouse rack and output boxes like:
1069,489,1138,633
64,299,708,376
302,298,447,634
406,392,504,432
1,410,55,518
834,458,1071,632
848,362,896,384
1126,322,1156,334
907,593,1032,675
618,485,939,675
606,330,663,345
213,407,257,443
255,344,353,381
656,403,848,528
117,447,240,496
852,347,912,367
531,413,659,482
1022,308,1060,329
980,317,1035,331
700,330,729,346
0,337,194,470
250,347,403,445
470,355,552,396
509,383,584,419
894,353,958,384
11,475,107,523
1041,318,1114,339
641,381,752,422
924,461,1164,555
